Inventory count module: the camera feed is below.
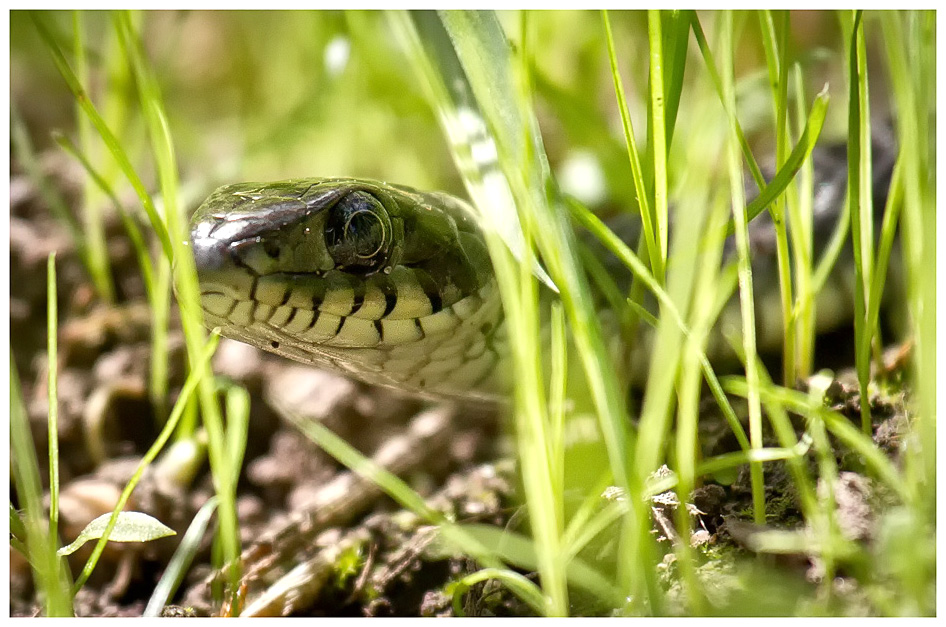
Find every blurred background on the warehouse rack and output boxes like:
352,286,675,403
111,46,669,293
11,10,876,212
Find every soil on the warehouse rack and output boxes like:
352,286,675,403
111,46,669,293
8,158,916,617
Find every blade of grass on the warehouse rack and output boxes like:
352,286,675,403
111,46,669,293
72,10,115,304
880,10,934,514
758,10,796,385
568,199,751,454
602,10,660,280
730,87,829,234
439,10,658,609
659,10,691,151
844,10,872,434
669,154,733,614
647,10,668,269
787,64,816,378
452,568,546,616
513,14,567,614
719,11,766,525
46,254,61,535
144,497,219,617
10,356,74,616
690,13,766,190
866,157,904,348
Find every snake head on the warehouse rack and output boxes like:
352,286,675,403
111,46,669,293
189,178,503,400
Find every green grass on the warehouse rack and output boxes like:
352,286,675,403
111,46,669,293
9,9,935,617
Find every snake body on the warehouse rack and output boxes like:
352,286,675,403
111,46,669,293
190,138,896,402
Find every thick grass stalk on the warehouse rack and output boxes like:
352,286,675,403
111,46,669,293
844,11,873,434
719,11,766,524
399,10,654,610
512,14,567,615
647,10,668,268
389,11,571,614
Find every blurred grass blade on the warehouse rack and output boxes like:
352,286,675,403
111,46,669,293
432,5,636,505
71,10,116,304
456,523,624,608
724,87,829,236
10,356,74,615
31,12,174,260
145,497,219,617
53,131,156,296
602,10,660,279
392,10,554,291
452,568,545,616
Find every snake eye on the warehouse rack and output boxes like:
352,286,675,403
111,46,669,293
325,191,391,274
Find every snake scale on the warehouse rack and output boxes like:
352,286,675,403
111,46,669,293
189,133,897,403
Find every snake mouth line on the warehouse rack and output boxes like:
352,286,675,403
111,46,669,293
198,282,502,397
199,282,496,349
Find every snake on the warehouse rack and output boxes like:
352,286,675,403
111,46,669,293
189,136,897,403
